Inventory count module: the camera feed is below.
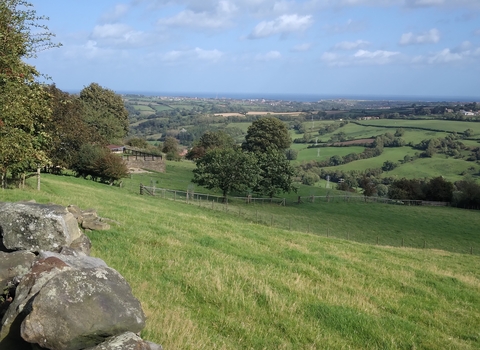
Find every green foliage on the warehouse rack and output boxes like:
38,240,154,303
388,178,424,200
453,178,480,208
162,136,180,155
464,128,474,137
301,171,319,185
242,117,291,153
381,160,398,172
0,0,59,187
71,144,128,184
126,137,149,149
424,176,454,202
71,144,106,180
285,148,298,161
359,175,377,196
79,83,129,144
186,130,235,160
254,149,297,197
192,148,261,198
44,85,98,170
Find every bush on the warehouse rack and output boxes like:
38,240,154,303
301,172,319,185
72,144,128,184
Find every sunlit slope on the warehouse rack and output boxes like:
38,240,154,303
1,174,479,350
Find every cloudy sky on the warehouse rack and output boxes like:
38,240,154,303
28,0,480,99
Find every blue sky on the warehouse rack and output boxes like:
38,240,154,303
28,0,480,99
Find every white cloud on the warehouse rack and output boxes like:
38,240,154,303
333,40,370,50
91,23,151,48
427,48,463,63
159,48,224,63
291,43,312,52
411,43,480,64
400,28,440,45
255,51,282,61
157,1,237,29
354,49,400,63
322,49,400,66
248,14,313,39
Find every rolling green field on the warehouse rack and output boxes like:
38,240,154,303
357,119,480,135
292,145,366,163
1,172,479,349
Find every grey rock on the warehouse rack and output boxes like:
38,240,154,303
84,332,154,350
21,267,146,350
38,251,107,269
69,233,92,255
81,219,111,231
0,257,71,348
67,205,83,224
0,251,36,290
0,202,82,253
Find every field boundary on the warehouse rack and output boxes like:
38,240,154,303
138,184,475,256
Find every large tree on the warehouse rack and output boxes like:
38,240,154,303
242,117,291,153
79,83,129,144
44,85,99,170
192,148,261,200
0,0,59,187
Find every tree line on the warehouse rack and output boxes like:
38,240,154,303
0,1,130,187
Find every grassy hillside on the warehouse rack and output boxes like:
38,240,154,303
1,173,479,349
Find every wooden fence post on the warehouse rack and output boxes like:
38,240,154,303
140,183,143,195
36,167,40,191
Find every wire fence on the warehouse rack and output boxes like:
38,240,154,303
139,184,474,255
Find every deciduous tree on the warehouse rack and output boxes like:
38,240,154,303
79,83,129,144
192,148,261,200
0,0,59,187
44,85,98,170
242,117,291,153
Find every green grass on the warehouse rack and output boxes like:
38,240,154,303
1,174,479,349
322,147,416,172
387,155,479,182
357,119,480,136
294,146,366,163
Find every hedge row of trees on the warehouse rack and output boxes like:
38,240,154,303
0,1,130,187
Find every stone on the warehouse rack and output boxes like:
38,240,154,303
0,257,71,348
83,332,157,350
69,233,92,255
67,205,83,224
0,202,83,253
0,251,36,290
21,267,146,350
81,219,111,231
38,251,107,269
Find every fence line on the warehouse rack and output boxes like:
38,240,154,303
140,184,449,207
138,184,473,255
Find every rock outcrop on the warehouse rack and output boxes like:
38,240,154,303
0,202,161,350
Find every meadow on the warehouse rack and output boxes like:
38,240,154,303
1,171,479,349
356,119,480,135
